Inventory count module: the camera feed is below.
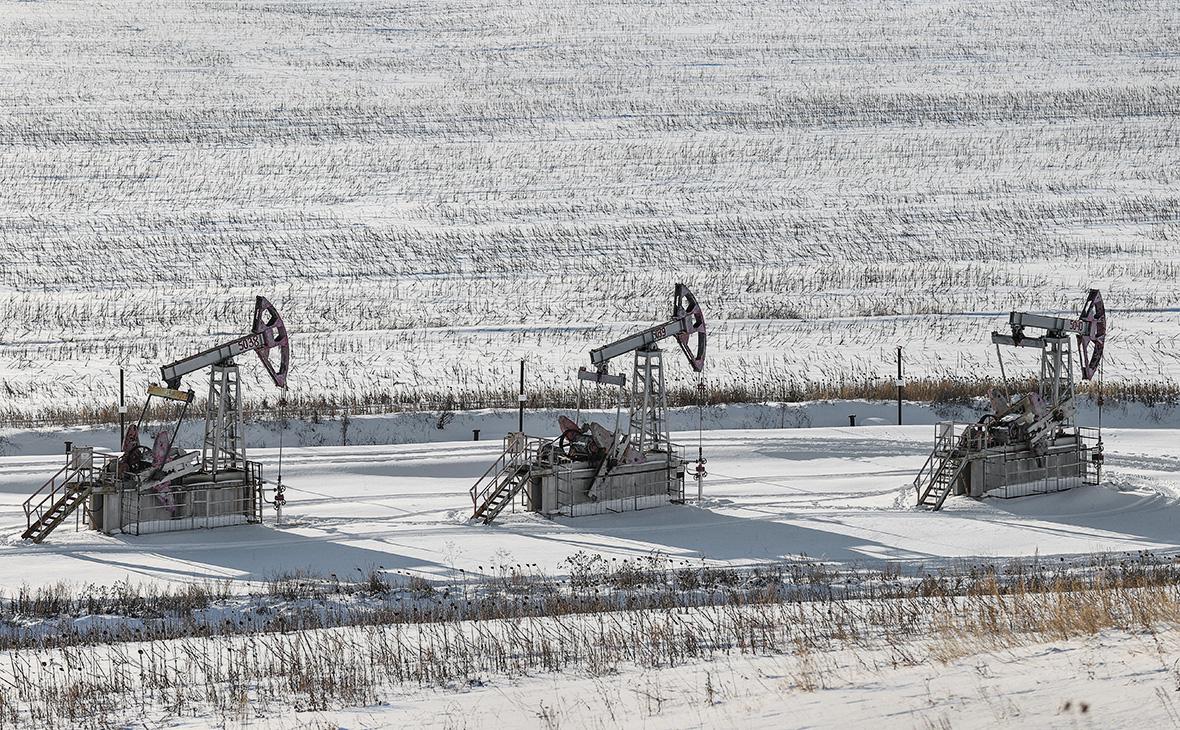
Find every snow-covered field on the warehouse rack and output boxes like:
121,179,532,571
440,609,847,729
3,0,1180,725
1,0,1179,416
2,424,1178,592
283,628,1180,729
2,422,1180,728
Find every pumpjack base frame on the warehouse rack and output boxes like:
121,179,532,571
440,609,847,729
89,453,264,536
938,423,1102,500
527,449,687,518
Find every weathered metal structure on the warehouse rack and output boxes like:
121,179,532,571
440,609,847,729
22,297,289,542
471,284,706,523
915,290,1107,510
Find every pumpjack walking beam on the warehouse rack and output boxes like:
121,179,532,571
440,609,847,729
991,289,1106,381
588,283,707,373
161,296,290,389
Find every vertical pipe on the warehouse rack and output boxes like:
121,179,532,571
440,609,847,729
640,351,652,452
658,350,669,454
575,378,584,427
518,360,525,433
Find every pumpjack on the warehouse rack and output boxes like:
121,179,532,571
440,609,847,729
915,290,1107,510
471,284,707,523
22,297,290,542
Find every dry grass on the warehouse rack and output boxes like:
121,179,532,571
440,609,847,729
2,375,1176,429
5,560,1180,727
0,554,1178,724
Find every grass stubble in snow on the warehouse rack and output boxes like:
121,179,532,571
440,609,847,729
3,553,1180,727
3,0,1180,725
0,0,1179,420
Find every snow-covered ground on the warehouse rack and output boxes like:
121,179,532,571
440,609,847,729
274,628,1180,729
3,1,1179,724
1,424,1177,592
1,0,1178,417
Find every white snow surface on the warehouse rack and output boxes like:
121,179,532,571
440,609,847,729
1,424,1178,592
180,628,1180,729
1,0,1178,416
3,2,1179,725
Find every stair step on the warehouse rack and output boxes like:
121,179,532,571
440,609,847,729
471,450,534,524
23,483,92,543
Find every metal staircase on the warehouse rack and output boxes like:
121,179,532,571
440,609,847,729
470,434,544,524
22,449,112,543
23,485,90,543
914,423,980,511
915,451,967,510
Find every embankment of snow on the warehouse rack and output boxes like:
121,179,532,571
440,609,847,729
2,398,1175,456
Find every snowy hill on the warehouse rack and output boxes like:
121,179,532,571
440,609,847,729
1,0,1178,418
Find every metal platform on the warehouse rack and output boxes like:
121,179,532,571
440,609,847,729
916,421,1102,509
471,432,686,522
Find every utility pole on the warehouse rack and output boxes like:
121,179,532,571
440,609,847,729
518,360,526,433
119,368,126,447
896,346,904,425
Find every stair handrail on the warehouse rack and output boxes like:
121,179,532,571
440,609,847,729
23,462,76,533
914,421,963,503
913,423,950,496
470,433,531,513
918,451,959,504
930,456,970,511
473,467,518,516
912,446,939,494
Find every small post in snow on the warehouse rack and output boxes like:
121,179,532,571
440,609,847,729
896,346,904,426
517,360,526,433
